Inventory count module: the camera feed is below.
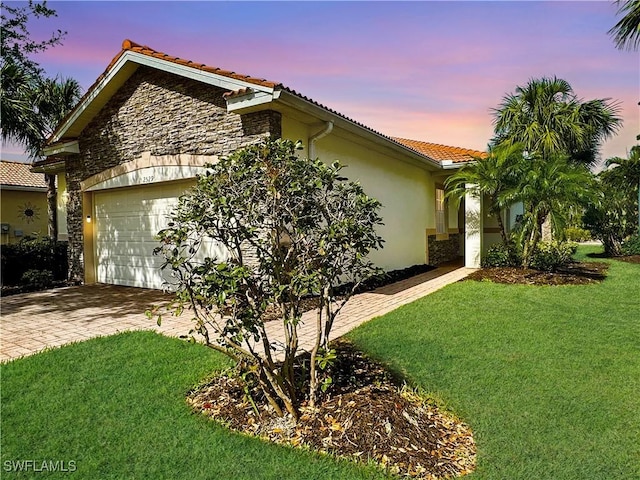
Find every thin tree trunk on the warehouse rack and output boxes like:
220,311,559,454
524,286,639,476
308,289,325,408
541,216,553,241
45,174,57,241
496,213,509,245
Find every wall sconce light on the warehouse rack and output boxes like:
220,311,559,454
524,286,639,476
86,215,91,223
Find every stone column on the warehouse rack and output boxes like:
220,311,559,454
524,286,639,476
464,184,483,268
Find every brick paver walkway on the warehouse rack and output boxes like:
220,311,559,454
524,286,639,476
259,263,474,360
1,264,474,362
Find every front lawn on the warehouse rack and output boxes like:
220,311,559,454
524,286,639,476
1,245,638,479
349,246,640,479
0,333,384,479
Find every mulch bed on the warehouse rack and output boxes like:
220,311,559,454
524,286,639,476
188,340,476,479
464,261,609,286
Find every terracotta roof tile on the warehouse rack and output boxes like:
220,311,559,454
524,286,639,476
392,137,487,163
121,39,280,88
0,161,47,188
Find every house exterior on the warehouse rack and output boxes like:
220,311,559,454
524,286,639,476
34,40,491,290
0,161,49,244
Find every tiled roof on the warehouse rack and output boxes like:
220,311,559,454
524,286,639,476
48,39,484,166
0,160,47,188
120,40,280,88
392,138,487,163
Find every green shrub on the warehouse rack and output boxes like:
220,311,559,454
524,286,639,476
621,234,640,255
565,227,591,242
20,269,54,288
529,241,577,272
583,169,638,256
1,237,67,286
483,243,521,267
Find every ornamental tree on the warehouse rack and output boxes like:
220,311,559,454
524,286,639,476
153,139,384,419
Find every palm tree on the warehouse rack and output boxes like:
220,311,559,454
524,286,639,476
507,155,596,267
492,77,622,168
33,76,82,239
445,142,523,245
1,68,81,239
0,60,41,152
35,76,82,139
606,145,640,234
609,0,640,51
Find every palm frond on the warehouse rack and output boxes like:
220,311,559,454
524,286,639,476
609,0,640,50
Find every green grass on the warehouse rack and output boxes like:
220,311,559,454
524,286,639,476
1,332,384,479
2,245,638,479
348,245,640,479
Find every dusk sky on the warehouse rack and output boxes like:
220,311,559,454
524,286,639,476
3,1,639,165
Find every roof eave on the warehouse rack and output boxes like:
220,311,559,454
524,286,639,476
31,159,66,174
0,184,48,192
441,160,473,170
226,90,277,112
42,140,80,157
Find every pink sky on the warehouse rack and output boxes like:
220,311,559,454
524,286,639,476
3,1,638,165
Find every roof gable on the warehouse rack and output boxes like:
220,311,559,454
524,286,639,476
46,39,485,167
47,40,280,146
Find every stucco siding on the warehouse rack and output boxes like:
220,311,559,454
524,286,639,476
0,189,48,244
281,116,309,154
297,130,433,271
56,174,68,240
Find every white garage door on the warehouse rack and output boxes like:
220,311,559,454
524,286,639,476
94,180,223,289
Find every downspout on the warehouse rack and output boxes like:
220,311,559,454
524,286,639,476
309,121,334,159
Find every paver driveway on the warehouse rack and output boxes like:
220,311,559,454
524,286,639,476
1,263,473,362
0,284,190,362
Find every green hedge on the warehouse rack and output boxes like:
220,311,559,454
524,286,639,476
1,237,68,286
482,243,521,268
483,240,577,271
622,234,640,255
529,241,577,272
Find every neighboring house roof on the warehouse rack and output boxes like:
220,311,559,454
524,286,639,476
0,161,47,190
44,39,484,168
392,138,487,164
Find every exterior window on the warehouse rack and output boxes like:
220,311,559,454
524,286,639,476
436,187,446,234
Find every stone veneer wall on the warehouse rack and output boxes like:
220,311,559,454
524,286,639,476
65,67,281,282
427,234,461,265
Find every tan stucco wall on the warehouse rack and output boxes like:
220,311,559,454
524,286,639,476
282,116,437,271
282,116,309,154
0,189,48,244
57,174,68,240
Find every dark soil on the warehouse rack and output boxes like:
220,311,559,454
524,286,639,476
0,280,74,296
465,261,609,286
615,255,640,264
188,340,475,479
